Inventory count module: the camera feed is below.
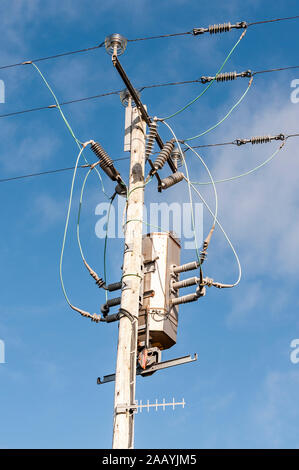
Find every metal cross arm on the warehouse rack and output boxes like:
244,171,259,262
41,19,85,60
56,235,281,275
97,353,198,385
111,54,177,180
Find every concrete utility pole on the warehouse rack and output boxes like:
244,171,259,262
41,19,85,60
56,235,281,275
112,106,146,449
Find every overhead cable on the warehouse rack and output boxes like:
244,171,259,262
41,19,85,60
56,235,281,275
0,64,298,120
0,15,298,71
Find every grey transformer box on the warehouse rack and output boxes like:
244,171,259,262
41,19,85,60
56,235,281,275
97,231,199,385
139,231,181,351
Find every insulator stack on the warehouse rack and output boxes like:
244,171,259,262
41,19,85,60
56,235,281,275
90,141,120,181
84,261,105,288
193,21,247,36
106,297,121,307
153,140,175,171
172,260,199,274
216,71,237,82
100,297,121,316
170,293,198,306
145,121,158,160
209,22,231,34
201,70,251,84
161,172,184,190
251,135,272,145
106,281,122,292
172,276,199,290
251,134,285,145
90,270,105,288
236,133,285,146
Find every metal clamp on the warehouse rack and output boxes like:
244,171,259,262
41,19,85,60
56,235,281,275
115,403,138,415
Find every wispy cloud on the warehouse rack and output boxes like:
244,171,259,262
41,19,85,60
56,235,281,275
252,369,299,448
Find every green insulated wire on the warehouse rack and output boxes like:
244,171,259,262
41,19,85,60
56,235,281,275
184,77,253,142
31,62,83,146
187,178,242,287
76,167,92,264
103,195,115,302
191,141,286,186
159,30,247,121
31,62,108,195
161,121,199,263
183,142,218,226
59,145,85,308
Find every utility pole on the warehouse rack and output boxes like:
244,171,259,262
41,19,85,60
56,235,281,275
112,105,146,449
96,33,197,449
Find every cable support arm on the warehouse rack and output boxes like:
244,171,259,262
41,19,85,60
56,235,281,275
111,54,176,189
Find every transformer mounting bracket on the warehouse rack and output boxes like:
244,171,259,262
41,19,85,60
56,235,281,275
97,353,198,385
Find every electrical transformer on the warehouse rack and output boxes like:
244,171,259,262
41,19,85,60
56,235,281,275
138,232,181,351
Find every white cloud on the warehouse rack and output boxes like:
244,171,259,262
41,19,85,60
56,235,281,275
32,193,66,230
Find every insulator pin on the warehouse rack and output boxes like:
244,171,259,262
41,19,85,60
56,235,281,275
161,172,184,190
90,141,120,182
153,140,175,171
145,121,158,160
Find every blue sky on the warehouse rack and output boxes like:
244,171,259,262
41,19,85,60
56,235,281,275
0,0,299,449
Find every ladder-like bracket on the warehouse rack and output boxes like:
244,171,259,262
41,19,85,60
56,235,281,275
97,353,198,385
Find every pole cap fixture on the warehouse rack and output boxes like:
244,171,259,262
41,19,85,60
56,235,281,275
105,33,127,56
170,146,184,168
120,87,140,107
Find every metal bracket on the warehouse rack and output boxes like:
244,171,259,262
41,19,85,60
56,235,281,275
97,353,198,384
115,403,138,415
143,260,156,274
124,242,133,253
111,55,176,192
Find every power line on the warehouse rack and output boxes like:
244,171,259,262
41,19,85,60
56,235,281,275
1,133,298,185
247,15,299,26
0,81,198,119
0,15,298,72
1,63,298,120
0,42,105,71
127,31,191,42
0,157,130,184
253,65,299,75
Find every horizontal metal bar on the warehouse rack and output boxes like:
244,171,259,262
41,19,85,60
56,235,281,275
97,353,198,384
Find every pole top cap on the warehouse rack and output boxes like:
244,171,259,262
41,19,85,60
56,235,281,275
105,33,127,56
